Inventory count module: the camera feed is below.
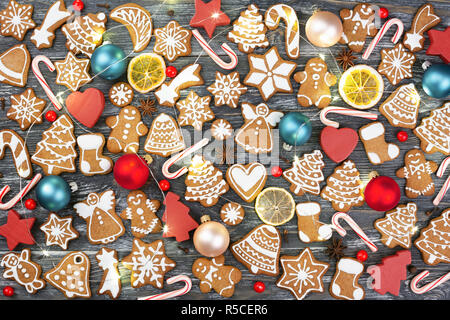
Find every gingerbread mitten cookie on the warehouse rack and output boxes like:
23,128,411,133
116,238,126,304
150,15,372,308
296,202,332,243
396,149,438,198
339,3,377,52
294,57,337,109
359,122,400,165
330,257,364,300
77,133,113,176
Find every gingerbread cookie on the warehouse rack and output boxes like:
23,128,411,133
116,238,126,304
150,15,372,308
231,224,281,276
0,129,33,179
227,4,269,54
73,190,125,245
296,202,332,243
207,71,247,109
192,255,242,298
31,114,77,176
277,247,329,300
40,213,79,250
8,88,46,131
414,102,449,155
226,162,267,202
396,149,437,198
235,102,283,154
154,20,191,62
320,160,364,212
415,208,450,265
359,122,400,165
375,203,417,249
283,150,325,196
244,46,296,101
185,155,229,207
0,44,30,87
211,119,233,141
330,257,364,300
339,3,377,52
106,106,148,154
55,52,91,92
77,133,113,176
403,4,441,52
45,251,91,299
1,249,45,294
31,0,72,49
176,91,214,131
378,43,416,85
0,0,35,41
109,82,134,107
220,202,245,226
144,113,185,157
294,57,337,109
120,190,162,238
96,247,121,299
122,239,176,289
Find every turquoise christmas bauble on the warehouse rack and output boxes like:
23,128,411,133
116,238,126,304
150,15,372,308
279,112,312,146
422,64,450,98
36,176,71,211
91,43,127,81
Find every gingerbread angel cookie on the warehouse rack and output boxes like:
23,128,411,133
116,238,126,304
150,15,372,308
396,149,437,198
339,3,377,52
106,106,148,153
294,57,337,109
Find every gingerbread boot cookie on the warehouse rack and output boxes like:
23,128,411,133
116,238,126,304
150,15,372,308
296,202,332,243
77,133,113,176
330,257,364,300
359,122,399,165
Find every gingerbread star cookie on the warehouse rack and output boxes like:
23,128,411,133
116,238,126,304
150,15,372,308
40,213,79,250
378,43,416,85
0,0,35,41
55,52,91,91
207,71,247,109
7,88,46,131
154,20,192,62
176,91,214,131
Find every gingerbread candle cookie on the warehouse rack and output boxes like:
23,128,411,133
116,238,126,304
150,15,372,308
339,3,377,52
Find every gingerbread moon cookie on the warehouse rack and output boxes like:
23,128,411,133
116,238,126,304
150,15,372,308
378,43,416,85
96,247,121,299
226,162,267,202
40,213,79,250
8,88,46,131
144,113,185,157
207,71,247,109
176,91,214,131
330,257,364,300
0,129,33,179
231,224,281,276
109,82,134,107
0,0,35,41
359,122,400,165
0,44,31,87
403,3,441,52
211,119,233,141
339,3,377,52
220,202,245,226
77,133,113,176
154,20,191,62
55,52,91,92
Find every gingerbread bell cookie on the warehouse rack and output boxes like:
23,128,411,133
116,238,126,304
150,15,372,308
207,71,247,109
226,162,267,202
77,133,113,176
144,113,185,157
8,88,46,131
109,82,134,107
96,247,121,299
0,44,31,87
378,43,416,85
330,257,364,300
339,3,377,52
0,0,35,41
40,213,79,250
220,202,245,226
154,20,191,62
359,122,400,165
403,3,441,52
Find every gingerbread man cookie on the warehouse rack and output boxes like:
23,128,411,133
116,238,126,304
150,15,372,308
294,57,337,109
339,3,377,52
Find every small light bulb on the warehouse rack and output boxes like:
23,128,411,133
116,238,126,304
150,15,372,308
212,12,220,19
42,250,50,257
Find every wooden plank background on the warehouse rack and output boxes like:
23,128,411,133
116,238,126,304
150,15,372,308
0,0,448,300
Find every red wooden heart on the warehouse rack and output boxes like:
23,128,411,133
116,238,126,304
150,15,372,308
66,88,104,128
320,126,358,163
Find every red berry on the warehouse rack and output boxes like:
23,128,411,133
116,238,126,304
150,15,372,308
356,250,368,262
159,179,171,191
253,281,265,293
379,7,389,19
45,110,57,122
271,166,283,177
397,130,408,142
165,66,178,78
3,286,14,297
72,0,84,11
25,199,37,210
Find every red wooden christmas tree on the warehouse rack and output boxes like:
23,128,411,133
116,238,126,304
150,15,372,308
162,192,199,242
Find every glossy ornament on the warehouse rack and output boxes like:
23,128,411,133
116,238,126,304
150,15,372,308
271,166,283,177
36,176,71,211
364,175,401,211
159,179,171,191
193,215,230,257
379,7,389,19
45,110,57,122
305,11,343,47
91,43,127,81
357,249,368,262
253,281,265,293
422,64,450,98
165,66,178,78
24,199,36,210
3,286,14,297
113,154,149,190
397,131,408,142
72,0,84,11
279,112,312,146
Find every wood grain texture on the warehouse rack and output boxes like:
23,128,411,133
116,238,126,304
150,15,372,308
0,0,448,300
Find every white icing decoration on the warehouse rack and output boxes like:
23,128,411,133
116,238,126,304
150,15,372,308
96,248,121,299
40,213,78,250
227,162,266,201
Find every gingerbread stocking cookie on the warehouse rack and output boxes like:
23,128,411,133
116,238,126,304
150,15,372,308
339,3,377,52
77,133,113,176
359,122,400,165
330,257,364,300
296,202,332,243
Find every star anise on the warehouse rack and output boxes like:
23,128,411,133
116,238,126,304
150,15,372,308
326,237,347,260
336,48,357,71
138,97,157,117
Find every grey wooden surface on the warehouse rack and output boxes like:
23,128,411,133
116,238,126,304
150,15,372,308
0,0,448,300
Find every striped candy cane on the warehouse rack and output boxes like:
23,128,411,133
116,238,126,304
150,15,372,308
331,212,378,252
433,156,450,206
32,56,63,111
138,275,192,300
411,270,450,294
0,173,42,210
320,106,378,128
192,29,238,70
363,18,404,60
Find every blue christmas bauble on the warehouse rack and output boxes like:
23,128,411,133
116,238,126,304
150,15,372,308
36,176,71,211
422,64,450,98
279,112,312,146
91,43,127,81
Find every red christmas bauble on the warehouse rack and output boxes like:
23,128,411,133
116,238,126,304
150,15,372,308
397,130,408,142
356,249,368,262
364,176,400,211
159,179,171,191
113,154,149,190
45,110,57,122
3,286,14,297
72,0,84,11
165,66,178,78
379,7,389,19
253,281,265,293
25,199,37,210
271,166,283,177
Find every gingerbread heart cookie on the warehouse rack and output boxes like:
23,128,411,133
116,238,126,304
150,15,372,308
226,162,267,202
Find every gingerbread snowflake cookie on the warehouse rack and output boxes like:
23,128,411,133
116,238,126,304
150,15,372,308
211,119,233,141
109,82,134,107
220,202,245,226
378,43,416,85
339,3,377,52
7,88,46,131
177,91,214,131
414,102,449,155
207,71,247,109
40,213,79,250
154,20,192,62
0,0,35,41
55,52,91,92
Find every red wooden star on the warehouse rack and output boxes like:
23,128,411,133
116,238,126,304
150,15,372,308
0,210,35,250
190,0,230,38
426,27,450,63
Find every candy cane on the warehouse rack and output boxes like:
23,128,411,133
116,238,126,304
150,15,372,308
331,212,378,252
32,56,63,111
138,275,192,300
362,18,404,60
433,156,450,206
320,106,378,128
162,138,210,179
0,174,42,210
410,270,450,294
192,29,238,70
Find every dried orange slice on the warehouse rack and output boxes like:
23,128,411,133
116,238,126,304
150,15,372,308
339,65,384,109
255,187,295,226
127,53,166,93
